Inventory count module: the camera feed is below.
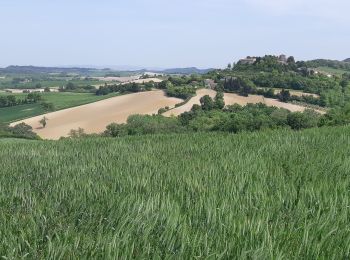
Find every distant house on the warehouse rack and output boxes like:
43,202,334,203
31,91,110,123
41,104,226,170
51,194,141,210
238,54,290,65
278,54,288,64
238,57,257,65
204,79,216,89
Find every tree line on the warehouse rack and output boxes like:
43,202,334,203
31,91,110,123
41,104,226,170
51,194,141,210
96,82,154,96
0,93,42,108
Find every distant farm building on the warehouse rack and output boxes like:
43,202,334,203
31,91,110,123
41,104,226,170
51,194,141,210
204,79,216,89
238,57,257,65
278,54,288,64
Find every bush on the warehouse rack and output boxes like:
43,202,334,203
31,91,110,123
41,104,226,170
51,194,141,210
166,86,196,99
0,123,39,139
41,102,55,111
287,109,320,130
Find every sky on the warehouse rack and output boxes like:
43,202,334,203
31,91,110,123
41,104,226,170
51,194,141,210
0,0,349,69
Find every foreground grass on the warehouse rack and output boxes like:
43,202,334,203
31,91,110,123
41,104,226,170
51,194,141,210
0,92,118,123
0,127,349,258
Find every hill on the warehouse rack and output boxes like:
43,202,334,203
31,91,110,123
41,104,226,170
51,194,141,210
304,59,350,71
1,126,349,258
0,65,102,75
158,67,214,75
344,58,350,62
0,66,214,76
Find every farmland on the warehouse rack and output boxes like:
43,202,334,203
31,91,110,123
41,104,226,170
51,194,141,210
1,126,349,258
164,89,323,117
0,92,119,124
11,90,182,139
0,77,103,90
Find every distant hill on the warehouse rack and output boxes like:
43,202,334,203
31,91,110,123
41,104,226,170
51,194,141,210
304,59,350,72
156,67,214,75
344,58,350,63
0,65,102,75
0,66,214,75
129,67,214,75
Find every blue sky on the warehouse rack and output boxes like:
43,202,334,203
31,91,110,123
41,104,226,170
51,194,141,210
0,0,349,68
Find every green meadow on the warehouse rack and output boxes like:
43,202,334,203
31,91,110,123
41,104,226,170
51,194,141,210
0,92,119,123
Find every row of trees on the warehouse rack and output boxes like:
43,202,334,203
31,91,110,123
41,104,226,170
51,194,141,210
165,86,196,99
96,82,154,96
0,93,42,108
59,82,96,93
180,95,321,132
95,76,204,100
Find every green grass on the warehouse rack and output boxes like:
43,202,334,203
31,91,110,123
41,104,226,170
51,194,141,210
317,66,349,75
0,126,349,258
0,92,119,123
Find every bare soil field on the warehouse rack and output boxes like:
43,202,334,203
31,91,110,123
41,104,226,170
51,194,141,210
164,89,325,117
11,90,182,140
224,93,325,113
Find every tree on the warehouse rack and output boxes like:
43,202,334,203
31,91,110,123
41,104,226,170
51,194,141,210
227,63,232,70
200,95,215,111
66,82,76,90
130,82,141,92
104,123,128,137
191,104,202,112
6,95,17,106
278,89,291,102
287,56,295,64
41,102,55,111
214,91,225,109
27,92,42,102
44,87,51,92
157,80,167,89
69,128,86,138
287,110,319,130
39,117,48,128
5,123,38,139
158,107,167,115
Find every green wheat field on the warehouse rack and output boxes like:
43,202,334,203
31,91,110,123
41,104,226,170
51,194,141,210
0,126,349,258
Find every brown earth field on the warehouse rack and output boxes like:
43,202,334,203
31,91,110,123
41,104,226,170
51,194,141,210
10,90,182,140
163,89,325,117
